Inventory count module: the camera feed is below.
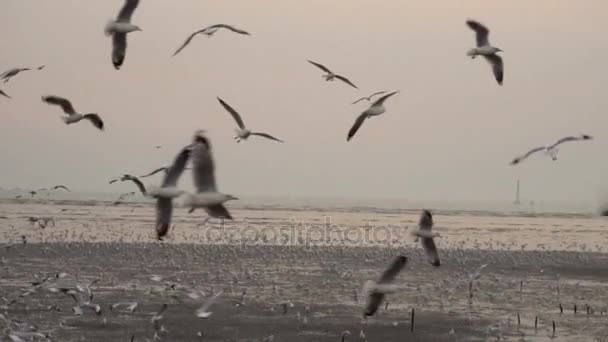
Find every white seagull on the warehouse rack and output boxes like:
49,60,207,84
466,20,504,85
105,0,142,70
181,130,237,221
347,91,399,141
352,91,387,105
363,255,408,317
41,96,104,130
173,24,251,56
195,291,223,318
510,134,593,165
217,97,284,143
410,210,441,267
307,60,358,89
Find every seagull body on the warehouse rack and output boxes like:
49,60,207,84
466,20,504,85
347,91,399,141
42,96,104,130
173,24,251,56
181,192,237,209
307,60,358,89
187,130,235,221
352,91,387,105
155,146,191,240
195,291,223,318
217,97,284,143
363,255,408,317
510,134,593,165
411,210,441,267
105,0,141,70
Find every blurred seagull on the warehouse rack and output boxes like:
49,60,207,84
352,91,387,104
181,130,237,222
50,185,70,192
140,166,192,178
195,291,223,318
173,24,251,56
307,60,358,89
217,97,284,143
510,134,593,165
42,95,104,130
105,0,142,70
363,255,408,317
410,210,441,267
0,89,11,99
118,174,147,196
1,65,44,83
466,20,504,85
347,91,399,141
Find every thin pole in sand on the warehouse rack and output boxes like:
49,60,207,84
559,303,563,314
410,308,415,333
517,313,520,327
552,320,556,338
534,316,538,333
519,280,523,293
586,305,591,315
574,304,577,314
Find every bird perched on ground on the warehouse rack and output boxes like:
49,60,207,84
104,0,142,69
42,95,104,130
173,24,251,56
347,91,399,141
466,19,504,85
307,60,358,89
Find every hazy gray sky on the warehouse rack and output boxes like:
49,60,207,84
1,0,607,203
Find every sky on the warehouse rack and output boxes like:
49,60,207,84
0,0,607,205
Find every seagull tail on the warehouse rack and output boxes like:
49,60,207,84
104,19,116,36
61,116,71,125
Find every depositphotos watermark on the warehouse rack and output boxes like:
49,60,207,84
198,216,410,247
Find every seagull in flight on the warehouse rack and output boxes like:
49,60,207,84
41,96,104,130
140,166,192,178
410,210,441,267
50,185,70,192
347,91,399,141
307,60,358,89
181,130,237,222
117,174,147,196
195,291,223,318
0,89,10,99
510,134,593,165
173,24,251,56
1,65,45,83
217,97,284,143
466,20,504,85
363,255,408,317
104,0,142,70
352,91,387,105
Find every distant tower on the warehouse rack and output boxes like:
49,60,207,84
514,179,521,205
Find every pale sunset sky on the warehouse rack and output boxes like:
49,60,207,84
0,0,606,203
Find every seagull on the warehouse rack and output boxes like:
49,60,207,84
0,65,45,83
352,91,387,105
307,60,358,89
466,20,504,85
363,255,408,317
118,174,147,196
151,303,168,338
110,301,139,313
0,89,10,99
173,24,251,56
195,291,223,318
510,134,593,165
181,130,237,221
104,0,142,70
152,146,191,240
468,264,488,299
347,91,399,141
41,95,104,130
217,97,284,143
66,291,102,315
410,210,441,267
50,185,70,192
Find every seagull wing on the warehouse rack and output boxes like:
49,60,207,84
307,60,332,74
363,292,384,317
112,32,127,70
250,132,284,143
369,90,388,98
334,75,358,89
122,175,146,195
0,89,10,99
351,97,367,105
483,54,503,85
213,24,251,35
172,29,206,56
161,146,191,187
347,114,368,142
155,198,172,240
549,135,593,149
42,96,76,115
217,97,246,129
52,185,71,191
370,91,399,107
510,146,546,165
83,114,105,130
116,0,139,22
422,237,440,267
196,291,223,317
191,136,217,192
204,204,233,219
140,167,168,178
377,255,408,284
466,20,490,47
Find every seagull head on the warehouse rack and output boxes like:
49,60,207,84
192,130,210,148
